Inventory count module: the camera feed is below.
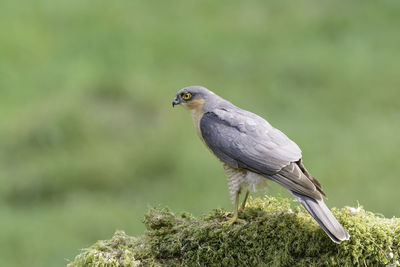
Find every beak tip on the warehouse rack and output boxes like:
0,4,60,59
172,98,180,107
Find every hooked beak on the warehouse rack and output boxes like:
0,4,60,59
172,97,180,107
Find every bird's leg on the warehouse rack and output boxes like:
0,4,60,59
227,190,245,225
239,190,250,211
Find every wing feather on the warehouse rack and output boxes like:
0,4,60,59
200,109,301,171
200,109,324,199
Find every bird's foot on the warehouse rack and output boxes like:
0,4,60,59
226,214,245,226
238,203,246,213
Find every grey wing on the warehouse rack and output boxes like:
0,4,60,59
200,109,324,200
200,109,301,173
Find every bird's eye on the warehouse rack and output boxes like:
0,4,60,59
182,92,192,100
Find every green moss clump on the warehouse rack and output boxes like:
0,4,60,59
68,197,400,267
67,231,145,267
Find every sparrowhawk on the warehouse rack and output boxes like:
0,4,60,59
172,85,350,243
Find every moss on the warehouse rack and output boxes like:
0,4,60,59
68,197,400,267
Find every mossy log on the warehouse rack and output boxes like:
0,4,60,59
68,197,400,266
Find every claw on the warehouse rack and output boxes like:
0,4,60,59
226,215,245,226
226,190,247,226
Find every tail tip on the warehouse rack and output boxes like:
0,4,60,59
331,231,350,244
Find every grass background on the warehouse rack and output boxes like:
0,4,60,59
1,0,399,266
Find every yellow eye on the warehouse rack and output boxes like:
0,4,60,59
182,92,192,100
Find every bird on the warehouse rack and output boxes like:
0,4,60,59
172,85,350,244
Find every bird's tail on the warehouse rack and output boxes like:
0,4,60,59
291,191,350,243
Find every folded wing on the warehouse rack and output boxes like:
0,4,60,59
200,109,323,200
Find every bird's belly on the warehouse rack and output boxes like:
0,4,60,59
243,171,269,193
223,163,269,202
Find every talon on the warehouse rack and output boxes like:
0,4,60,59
226,190,247,225
226,215,245,226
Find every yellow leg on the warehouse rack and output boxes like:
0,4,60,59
239,190,249,211
227,191,245,225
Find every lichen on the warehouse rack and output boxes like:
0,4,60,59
68,197,400,267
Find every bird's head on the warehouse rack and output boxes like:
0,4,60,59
172,86,215,111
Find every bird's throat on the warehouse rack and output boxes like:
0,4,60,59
185,99,205,139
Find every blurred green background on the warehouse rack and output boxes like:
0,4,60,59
1,0,400,266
